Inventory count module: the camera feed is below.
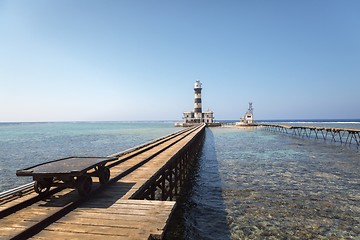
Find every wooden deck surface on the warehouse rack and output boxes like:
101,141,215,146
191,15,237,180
0,188,76,239
30,199,175,240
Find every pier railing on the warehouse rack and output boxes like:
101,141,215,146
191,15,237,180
0,182,34,204
132,124,205,201
261,124,360,147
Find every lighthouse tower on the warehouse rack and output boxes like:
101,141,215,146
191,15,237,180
176,80,216,126
194,80,202,121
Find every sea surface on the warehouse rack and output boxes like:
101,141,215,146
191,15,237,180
167,120,360,239
0,121,177,191
1,120,360,239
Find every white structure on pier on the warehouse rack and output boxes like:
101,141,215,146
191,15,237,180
175,80,215,126
236,102,255,126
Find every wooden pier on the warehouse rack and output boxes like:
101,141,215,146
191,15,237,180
0,124,206,240
261,124,360,147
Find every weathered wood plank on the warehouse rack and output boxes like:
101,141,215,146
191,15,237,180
34,199,175,239
31,230,130,240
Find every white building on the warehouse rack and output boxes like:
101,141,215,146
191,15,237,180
236,102,255,126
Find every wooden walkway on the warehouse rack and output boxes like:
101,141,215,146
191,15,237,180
0,124,206,240
261,124,360,147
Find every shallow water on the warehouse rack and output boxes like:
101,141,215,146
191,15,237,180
172,126,360,239
1,121,359,239
0,122,177,191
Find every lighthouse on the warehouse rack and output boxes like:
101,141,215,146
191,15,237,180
175,80,217,126
194,80,202,120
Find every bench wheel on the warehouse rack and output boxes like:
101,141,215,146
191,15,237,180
34,179,51,195
77,175,92,197
99,166,110,185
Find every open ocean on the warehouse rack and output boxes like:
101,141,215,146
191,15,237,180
1,120,360,239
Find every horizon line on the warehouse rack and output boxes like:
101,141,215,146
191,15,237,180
1,118,360,124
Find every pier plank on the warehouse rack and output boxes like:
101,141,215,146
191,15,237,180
30,200,175,240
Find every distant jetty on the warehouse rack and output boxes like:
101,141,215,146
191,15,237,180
261,123,360,146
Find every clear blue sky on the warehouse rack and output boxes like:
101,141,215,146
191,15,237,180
1,1,359,122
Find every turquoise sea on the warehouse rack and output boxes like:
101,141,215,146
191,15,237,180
1,121,360,239
0,122,177,191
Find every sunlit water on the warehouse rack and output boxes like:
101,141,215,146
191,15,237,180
1,121,359,239
0,122,177,191
169,124,360,239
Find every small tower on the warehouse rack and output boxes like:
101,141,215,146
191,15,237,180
236,102,255,126
244,102,254,124
247,102,253,115
194,80,202,121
